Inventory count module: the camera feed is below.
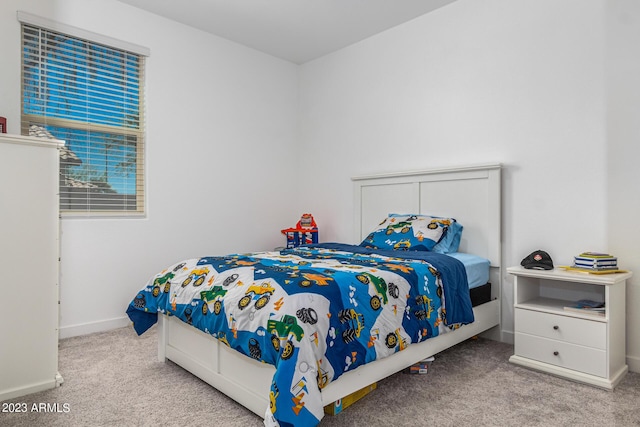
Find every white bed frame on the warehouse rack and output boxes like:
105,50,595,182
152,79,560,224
157,163,502,418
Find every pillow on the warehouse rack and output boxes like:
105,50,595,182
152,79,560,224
432,218,463,254
387,214,462,253
359,214,449,251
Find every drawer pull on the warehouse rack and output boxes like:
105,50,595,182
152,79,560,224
553,351,559,356
553,325,559,330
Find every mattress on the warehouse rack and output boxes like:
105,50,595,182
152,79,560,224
447,252,490,289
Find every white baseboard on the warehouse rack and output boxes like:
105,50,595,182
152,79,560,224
0,379,57,402
59,316,131,339
484,327,513,345
627,354,640,373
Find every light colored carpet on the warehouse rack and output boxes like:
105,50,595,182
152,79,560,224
1,325,639,426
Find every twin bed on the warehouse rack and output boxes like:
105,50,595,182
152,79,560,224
127,164,502,426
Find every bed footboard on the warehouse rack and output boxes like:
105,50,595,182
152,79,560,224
158,315,272,416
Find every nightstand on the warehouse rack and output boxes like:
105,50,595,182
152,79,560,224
507,266,632,389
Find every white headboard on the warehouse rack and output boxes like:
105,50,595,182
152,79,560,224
352,164,502,268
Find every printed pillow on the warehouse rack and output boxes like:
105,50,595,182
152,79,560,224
359,214,449,251
388,214,462,253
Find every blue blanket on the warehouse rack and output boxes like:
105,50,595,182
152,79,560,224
127,244,473,426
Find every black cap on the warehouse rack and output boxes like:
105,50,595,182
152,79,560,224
521,250,554,270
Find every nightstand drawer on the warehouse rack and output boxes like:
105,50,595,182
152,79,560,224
515,308,606,350
515,332,607,377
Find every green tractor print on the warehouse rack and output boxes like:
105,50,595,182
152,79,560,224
385,221,412,235
356,272,399,310
152,271,175,296
200,286,228,315
267,314,304,360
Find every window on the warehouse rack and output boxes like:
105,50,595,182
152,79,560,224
20,13,148,215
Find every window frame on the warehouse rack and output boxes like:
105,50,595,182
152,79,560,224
18,11,149,217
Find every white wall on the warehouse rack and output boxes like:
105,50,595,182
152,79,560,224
297,0,640,371
0,0,299,337
298,0,607,248
606,0,640,373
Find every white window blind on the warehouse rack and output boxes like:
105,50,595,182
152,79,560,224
20,17,147,215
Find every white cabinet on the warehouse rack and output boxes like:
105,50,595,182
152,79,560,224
0,134,64,401
508,266,632,390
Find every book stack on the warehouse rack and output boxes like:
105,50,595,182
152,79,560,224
563,299,605,317
403,356,435,375
573,252,618,271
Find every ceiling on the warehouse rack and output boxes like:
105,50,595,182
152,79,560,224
116,0,457,64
